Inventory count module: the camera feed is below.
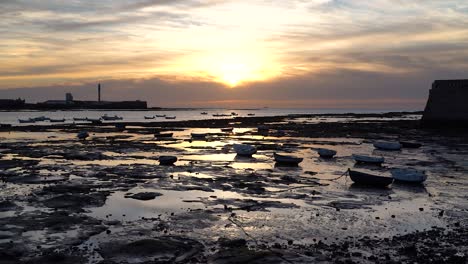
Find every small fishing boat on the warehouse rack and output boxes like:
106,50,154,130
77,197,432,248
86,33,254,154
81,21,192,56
18,118,35,124
155,114,166,118
165,116,176,120
155,132,173,138
191,132,207,139
144,116,155,119
247,113,255,116
77,131,89,140
400,141,422,148
317,148,337,158
159,156,177,165
348,169,393,187
373,141,402,151
73,117,87,121
101,114,123,121
390,168,427,183
231,112,238,116
274,153,303,165
32,116,49,122
86,117,101,122
49,118,65,123
212,113,223,117
221,127,234,133
352,154,385,165
233,144,257,157
200,112,208,115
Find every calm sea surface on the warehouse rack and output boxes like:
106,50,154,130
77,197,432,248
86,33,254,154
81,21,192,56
0,108,418,126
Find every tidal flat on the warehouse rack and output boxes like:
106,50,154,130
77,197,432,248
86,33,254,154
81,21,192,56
0,113,467,263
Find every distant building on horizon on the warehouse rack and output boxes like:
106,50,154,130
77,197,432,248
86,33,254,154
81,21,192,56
422,79,468,126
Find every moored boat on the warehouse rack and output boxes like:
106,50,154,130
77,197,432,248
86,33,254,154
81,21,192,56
201,112,208,115
32,116,49,122
274,153,303,165
73,117,87,121
352,154,384,165
165,116,176,120
155,114,166,117
77,131,89,140
247,113,255,116
144,116,155,119
233,144,257,157
159,155,177,165
155,132,173,138
191,132,207,139
348,169,393,187
18,118,35,123
390,168,427,183
101,114,123,121
221,127,234,133
317,148,337,158
373,141,402,151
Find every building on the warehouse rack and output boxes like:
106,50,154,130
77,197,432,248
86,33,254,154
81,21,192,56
0,98,25,109
422,79,468,126
66,93,74,103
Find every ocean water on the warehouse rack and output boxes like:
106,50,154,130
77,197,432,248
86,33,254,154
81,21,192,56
0,108,417,126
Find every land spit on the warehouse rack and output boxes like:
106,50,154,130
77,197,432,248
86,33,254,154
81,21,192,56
0,112,467,263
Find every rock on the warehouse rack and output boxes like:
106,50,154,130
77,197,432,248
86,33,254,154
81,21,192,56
125,192,162,200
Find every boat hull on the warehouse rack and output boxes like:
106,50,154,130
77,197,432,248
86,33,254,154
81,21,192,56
349,170,393,187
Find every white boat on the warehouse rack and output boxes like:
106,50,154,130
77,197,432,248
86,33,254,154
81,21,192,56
165,116,176,120
101,114,123,121
159,155,178,165
274,153,303,165
352,154,385,165
77,131,89,140
191,132,207,139
317,148,337,158
144,116,155,119
373,141,402,151
18,118,35,123
233,144,257,157
221,127,234,132
390,168,427,183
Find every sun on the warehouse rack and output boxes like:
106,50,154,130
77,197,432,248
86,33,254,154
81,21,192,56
218,62,251,87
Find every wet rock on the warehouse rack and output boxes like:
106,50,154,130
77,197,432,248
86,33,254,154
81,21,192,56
209,247,282,264
0,200,19,212
43,193,108,209
99,236,203,263
125,192,162,201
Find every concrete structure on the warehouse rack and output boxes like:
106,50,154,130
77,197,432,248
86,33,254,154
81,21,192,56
422,79,468,126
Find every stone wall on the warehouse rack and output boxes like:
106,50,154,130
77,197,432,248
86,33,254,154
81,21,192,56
422,79,468,126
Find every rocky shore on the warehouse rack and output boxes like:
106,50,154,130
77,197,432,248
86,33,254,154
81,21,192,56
1,112,467,263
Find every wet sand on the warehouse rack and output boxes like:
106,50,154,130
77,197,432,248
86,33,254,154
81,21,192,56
1,112,467,263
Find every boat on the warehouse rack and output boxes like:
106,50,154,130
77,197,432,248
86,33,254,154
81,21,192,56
231,112,238,116
101,114,123,121
159,155,177,165
212,114,223,117
115,124,126,130
233,144,257,157
144,116,155,119
348,169,393,187
274,153,303,165
77,131,89,140
49,118,65,123
221,127,234,133
32,116,49,122
191,132,207,139
247,113,255,116
73,117,87,121
18,118,35,124
155,132,173,138
352,154,385,165
86,117,101,122
317,148,337,158
373,141,402,151
155,114,166,117
201,112,208,115
390,168,427,183
400,141,422,148
165,116,176,120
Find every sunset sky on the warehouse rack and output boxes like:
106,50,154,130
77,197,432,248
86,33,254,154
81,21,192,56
1,0,468,108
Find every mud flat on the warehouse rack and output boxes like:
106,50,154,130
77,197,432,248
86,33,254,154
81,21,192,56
1,112,467,263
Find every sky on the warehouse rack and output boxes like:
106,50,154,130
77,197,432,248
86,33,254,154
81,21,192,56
1,0,468,109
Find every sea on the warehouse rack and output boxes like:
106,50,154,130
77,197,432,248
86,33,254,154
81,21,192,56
0,108,420,126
